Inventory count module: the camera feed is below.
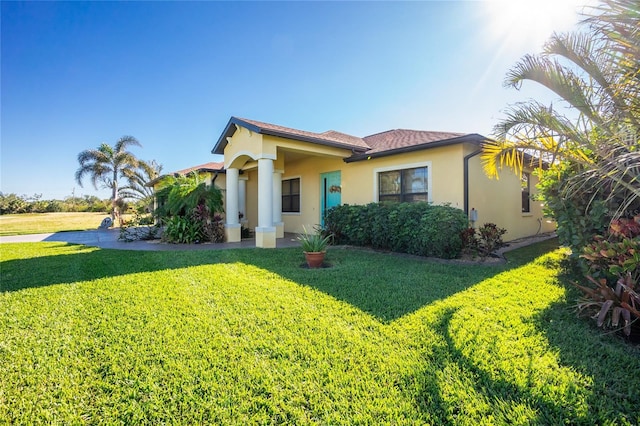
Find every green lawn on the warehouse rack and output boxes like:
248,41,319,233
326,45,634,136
1,240,638,424
0,212,112,236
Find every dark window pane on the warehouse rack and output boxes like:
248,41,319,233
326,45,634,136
404,193,428,203
380,194,401,203
379,167,428,203
521,172,530,213
403,167,427,194
380,171,401,195
282,178,300,213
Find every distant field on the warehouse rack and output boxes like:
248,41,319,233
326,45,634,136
0,212,111,236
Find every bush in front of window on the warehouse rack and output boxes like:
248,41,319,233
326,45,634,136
324,202,469,259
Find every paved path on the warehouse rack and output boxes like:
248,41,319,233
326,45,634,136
0,229,302,251
0,228,556,253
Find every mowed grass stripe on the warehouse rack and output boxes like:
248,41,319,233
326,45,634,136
1,242,638,424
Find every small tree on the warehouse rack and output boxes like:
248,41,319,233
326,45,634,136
119,159,163,212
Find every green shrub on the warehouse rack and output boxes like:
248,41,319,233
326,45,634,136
163,215,203,244
537,165,610,257
478,223,507,257
325,202,468,259
576,217,640,337
460,227,479,255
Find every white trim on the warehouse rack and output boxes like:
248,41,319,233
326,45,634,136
282,175,302,214
226,151,276,169
372,161,432,202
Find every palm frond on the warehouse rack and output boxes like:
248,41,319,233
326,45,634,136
504,54,602,127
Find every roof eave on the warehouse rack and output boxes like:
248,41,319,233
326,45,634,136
344,133,486,163
212,117,249,154
212,116,368,155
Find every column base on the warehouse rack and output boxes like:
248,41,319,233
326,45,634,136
255,226,276,248
225,223,241,243
274,222,284,239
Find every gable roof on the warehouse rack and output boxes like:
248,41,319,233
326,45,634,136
212,117,370,155
212,116,487,162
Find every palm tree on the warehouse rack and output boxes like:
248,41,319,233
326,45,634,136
154,171,223,220
119,159,163,211
482,0,639,227
75,136,142,220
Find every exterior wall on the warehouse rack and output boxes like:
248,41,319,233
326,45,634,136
224,126,266,168
223,124,555,241
341,144,466,209
467,155,556,241
280,156,346,233
256,144,467,234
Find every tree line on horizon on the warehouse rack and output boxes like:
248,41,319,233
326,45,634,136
0,192,112,215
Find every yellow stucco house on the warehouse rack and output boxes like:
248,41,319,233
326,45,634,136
211,116,555,248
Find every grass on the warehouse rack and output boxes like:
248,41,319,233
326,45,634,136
1,240,639,424
0,212,112,236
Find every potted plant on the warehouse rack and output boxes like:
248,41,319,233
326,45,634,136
297,226,332,268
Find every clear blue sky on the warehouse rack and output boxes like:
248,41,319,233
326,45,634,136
1,0,588,200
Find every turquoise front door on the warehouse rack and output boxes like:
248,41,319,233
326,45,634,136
320,171,341,226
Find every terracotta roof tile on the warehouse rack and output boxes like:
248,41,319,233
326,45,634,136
235,117,370,150
363,129,467,154
214,116,484,161
174,161,225,175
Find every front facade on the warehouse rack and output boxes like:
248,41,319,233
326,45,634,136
212,117,555,248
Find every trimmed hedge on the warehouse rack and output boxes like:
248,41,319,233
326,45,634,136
324,202,469,259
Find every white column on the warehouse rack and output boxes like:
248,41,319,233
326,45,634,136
224,167,241,242
272,170,284,238
256,158,276,248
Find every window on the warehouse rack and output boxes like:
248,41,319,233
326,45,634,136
521,172,531,213
282,178,300,213
379,166,428,203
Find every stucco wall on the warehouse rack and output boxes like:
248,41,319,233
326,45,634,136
341,145,466,209
467,154,556,241
225,127,555,240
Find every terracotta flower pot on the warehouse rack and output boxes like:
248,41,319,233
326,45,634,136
304,251,325,268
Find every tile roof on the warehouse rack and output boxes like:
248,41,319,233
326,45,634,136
363,129,467,154
212,116,486,161
174,161,225,176
148,161,225,187
234,117,370,150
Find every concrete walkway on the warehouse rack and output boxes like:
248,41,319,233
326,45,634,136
0,228,556,253
0,228,302,251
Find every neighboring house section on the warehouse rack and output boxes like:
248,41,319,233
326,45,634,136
210,116,555,248
149,161,227,212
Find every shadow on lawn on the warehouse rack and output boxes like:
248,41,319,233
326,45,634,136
0,243,225,293
1,240,560,323
530,294,640,421
409,308,584,424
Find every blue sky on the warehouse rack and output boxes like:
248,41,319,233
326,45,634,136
1,0,588,200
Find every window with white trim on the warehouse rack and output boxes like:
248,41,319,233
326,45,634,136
282,178,300,213
378,166,428,203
